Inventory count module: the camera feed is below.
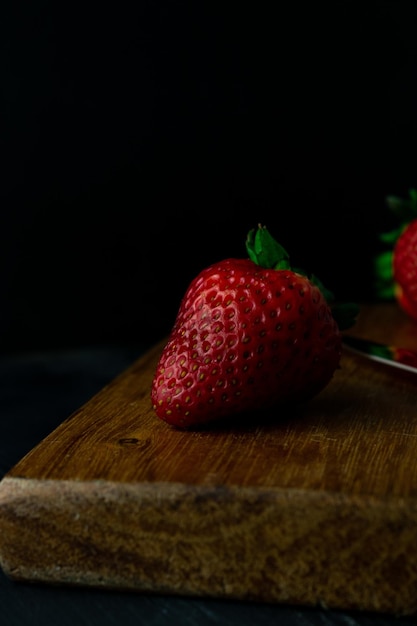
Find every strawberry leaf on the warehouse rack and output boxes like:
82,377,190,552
386,189,417,222
310,273,359,330
246,224,290,269
374,250,394,280
309,273,335,304
373,250,395,299
331,302,360,332
379,226,405,245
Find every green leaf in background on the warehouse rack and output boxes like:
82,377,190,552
372,188,417,301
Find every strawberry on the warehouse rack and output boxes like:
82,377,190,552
393,219,417,322
374,189,417,321
151,225,358,429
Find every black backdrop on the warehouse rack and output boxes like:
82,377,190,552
2,2,417,353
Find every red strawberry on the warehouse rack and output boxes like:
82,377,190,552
393,219,417,322
374,190,417,322
151,225,358,429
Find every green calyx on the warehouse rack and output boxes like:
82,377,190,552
373,188,417,299
245,224,359,331
246,223,291,270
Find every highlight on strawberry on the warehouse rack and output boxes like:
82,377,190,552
151,225,359,429
373,189,417,322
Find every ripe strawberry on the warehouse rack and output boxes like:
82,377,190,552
393,219,417,322
374,189,417,321
151,225,358,429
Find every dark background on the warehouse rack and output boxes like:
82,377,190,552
2,1,417,354
2,5,417,625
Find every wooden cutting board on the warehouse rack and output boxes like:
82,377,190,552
1,303,417,616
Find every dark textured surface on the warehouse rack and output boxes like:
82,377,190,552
0,347,415,626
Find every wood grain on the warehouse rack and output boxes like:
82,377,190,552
1,303,417,615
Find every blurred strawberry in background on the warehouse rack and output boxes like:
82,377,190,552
374,189,417,322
